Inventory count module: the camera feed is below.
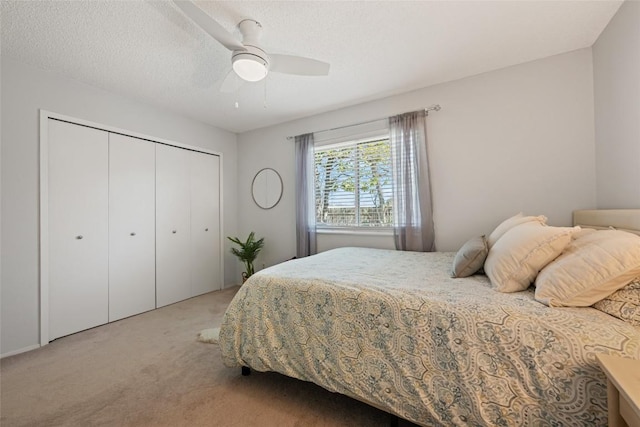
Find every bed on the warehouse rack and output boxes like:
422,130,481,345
218,210,640,426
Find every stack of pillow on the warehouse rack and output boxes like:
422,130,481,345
451,213,640,326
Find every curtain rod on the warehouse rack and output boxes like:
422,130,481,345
286,104,441,140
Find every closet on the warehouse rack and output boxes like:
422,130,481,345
109,134,156,321
155,146,221,307
46,118,222,341
189,151,221,298
156,144,191,307
48,121,109,340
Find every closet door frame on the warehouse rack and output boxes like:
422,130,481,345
39,110,224,346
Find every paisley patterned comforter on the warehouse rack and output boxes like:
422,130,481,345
219,248,640,426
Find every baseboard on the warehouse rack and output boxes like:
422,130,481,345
1,344,40,359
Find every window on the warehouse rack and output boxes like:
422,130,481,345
314,136,393,228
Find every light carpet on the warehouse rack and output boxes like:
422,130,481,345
1,286,417,427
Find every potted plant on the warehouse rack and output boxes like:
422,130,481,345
227,232,265,283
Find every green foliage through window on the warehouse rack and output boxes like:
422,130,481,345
314,137,392,227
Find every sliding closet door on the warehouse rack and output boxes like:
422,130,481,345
48,120,109,340
190,152,221,296
109,134,156,321
156,144,191,307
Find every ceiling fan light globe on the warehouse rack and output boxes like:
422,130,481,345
232,55,268,82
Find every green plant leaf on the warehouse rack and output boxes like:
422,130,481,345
227,232,264,278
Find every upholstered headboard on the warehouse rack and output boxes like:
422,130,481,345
573,209,640,236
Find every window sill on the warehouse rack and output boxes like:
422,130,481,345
316,227,394,237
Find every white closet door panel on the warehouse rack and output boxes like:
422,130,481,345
109,134,156,321
190,152,221,296
156,144,191,307
48,120,109,340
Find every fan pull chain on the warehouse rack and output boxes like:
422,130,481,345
263,79,268,109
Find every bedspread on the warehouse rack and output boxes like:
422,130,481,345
219,247,640,426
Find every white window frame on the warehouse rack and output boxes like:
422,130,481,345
314,132,393,232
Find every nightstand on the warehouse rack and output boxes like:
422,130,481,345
597,354,640,427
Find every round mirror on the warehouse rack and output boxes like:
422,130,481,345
252,168,283,210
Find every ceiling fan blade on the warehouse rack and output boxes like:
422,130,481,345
174,0,246,52
269,54,330,76
219,69,244,93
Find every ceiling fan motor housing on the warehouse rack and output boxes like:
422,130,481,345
231,19,269,81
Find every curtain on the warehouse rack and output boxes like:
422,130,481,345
295,133,317,257
390,110,435,252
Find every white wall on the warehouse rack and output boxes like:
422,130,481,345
1,58,238,356
316,231,395,254
237,49,597,268
593,0,640,208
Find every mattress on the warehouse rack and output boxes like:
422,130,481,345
219,247,640,426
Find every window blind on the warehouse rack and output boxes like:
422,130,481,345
314,137,392,227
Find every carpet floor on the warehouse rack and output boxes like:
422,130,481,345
1,286,419,426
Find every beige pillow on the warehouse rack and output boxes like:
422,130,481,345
487,213,548,248
451,236,488,278
485,222,578,293
535,230,640,307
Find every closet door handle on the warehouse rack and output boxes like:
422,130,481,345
205,228,209,232
76,235,83,240
172,230,177,234
130,232,136,236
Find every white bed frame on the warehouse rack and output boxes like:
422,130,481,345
573,209,640,235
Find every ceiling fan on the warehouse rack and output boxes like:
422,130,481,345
174,0,330,92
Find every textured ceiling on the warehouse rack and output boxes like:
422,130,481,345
1,0,622,133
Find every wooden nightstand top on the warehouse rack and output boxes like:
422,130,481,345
597,354,640,425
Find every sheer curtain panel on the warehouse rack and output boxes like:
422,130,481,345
295,133,317,257
390,110,435,252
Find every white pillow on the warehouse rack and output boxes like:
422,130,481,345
535,230,640,307
487,213,548,248
485,222,579,293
